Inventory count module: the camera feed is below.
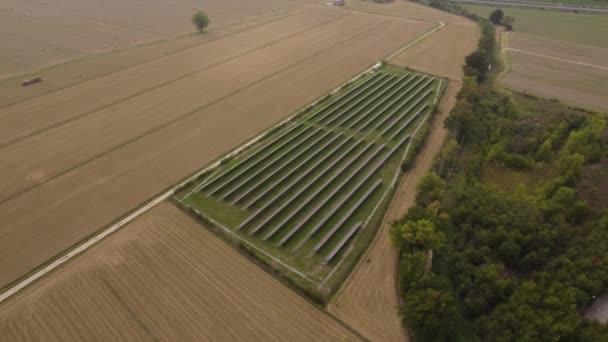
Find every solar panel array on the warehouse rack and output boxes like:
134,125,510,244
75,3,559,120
185,70,437,264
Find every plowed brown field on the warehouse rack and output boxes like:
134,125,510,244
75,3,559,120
0,5,434,289
0,0,300,79
0,203,362,341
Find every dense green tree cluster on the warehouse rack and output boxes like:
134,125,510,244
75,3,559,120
395,169,608,340
401,2,607,340
397,106,608,341
394,34,608,342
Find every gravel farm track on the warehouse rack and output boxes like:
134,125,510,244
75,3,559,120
1,0,478,340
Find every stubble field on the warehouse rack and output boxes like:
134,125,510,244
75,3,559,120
0,203,361,341
0,0,301,79
0,4,434,291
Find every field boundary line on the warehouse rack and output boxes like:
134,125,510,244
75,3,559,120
0,12,351,148
0,8,301,108
31,1,173,38
0,49,386,305
0,15,388,206
338,4,445,26
385,21,446,61
504,47,608,71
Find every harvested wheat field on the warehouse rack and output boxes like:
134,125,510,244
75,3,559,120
0,202,361,341
0,4,435,289
0,0,300,79
341,0,479,80
0,9,297,108
391,23,479,81
503,33,608,112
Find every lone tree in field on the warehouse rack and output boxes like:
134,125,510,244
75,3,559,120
192,10,210,32
489,8,504,25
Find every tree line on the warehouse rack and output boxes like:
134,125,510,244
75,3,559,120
395,0,608,340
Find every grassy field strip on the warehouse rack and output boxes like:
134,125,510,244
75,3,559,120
308,73,383,121
238,139,369,230
385,20,446,61
388,104,429,141
260,141,383,242
303,135,408,250
243,137,359,210
324,75,398,126
332,74,411,128
207,125,313,196
314,74,390,123
231,132,341,205
193,208,314,283
372,78,434,131
198,122,303,192
276,138,393,247
311,73,387,123
242,136,352,208
345,74,418,129
378,89,433,136
323,223,362,264
294,172,383,252
434,80,443,104
219,127,326,200
250,142,381,236
359,76,428,131
382,106,424,140
274,143,388,246
320,132,415,288
309,181,382,256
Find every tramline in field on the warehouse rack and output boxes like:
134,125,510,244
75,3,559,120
177,65,442,287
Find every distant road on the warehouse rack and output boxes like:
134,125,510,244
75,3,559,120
454,0,608,13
